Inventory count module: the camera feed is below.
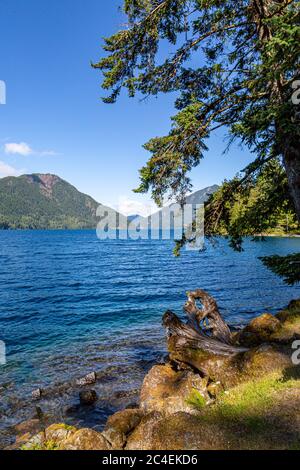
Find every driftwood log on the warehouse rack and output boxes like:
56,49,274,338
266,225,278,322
184,289,232,344
162,290,248,376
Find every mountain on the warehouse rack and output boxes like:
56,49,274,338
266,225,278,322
130,185,219,223
0,174,219,230
0,174,103,229
184,185,219,205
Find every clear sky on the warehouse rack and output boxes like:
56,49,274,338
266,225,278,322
0,0,253,216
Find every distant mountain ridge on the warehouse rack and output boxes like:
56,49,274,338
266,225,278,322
184,185,219,206
130,185,219,222
0,174,102,229
0,174,219,230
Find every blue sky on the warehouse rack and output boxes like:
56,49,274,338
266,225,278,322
0,0,253,215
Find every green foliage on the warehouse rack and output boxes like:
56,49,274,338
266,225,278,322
260,253,300,285
0,174,101,230
205,158,299,244
95,1,300,285
187,388,207,409
94,0,300,205
174,158,300,283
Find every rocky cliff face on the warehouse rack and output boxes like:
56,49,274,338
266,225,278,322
26,174,60,198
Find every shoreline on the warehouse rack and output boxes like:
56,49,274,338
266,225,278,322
0,227,300,237
6,297,300,451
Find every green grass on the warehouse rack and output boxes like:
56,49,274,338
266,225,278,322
186,388,207,409
190,371,300,434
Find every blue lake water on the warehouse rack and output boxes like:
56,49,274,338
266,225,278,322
0,230,300,446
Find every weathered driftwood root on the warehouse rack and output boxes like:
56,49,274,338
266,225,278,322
184,289,232,344
163,310,247,357
162,290,248,375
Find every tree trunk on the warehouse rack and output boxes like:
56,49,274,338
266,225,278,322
283,144,300,223
250,2,300,222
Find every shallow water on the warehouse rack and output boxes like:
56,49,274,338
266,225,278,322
0,230,299,446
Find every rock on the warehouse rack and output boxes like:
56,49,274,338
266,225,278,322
21,432,45,449
277,299,300,322
126,411,228,450
236,304,300,347
76,372,97,386
14,418,43,446
140,364,209,415
14,418,41,437
207,381,223,398
273,301,300,342
62,428,111,450
168,332,292,388
45,424,77,445
236,313,282,347
31,388,43,400
239,344,292,380
102,409,143,449
125,412,164,450
79,389,98,405
127,393,300,451
65,404,79,415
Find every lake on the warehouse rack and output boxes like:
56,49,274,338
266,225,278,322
0,230,299,447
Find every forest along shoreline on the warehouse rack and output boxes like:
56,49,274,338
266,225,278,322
7,292,300,451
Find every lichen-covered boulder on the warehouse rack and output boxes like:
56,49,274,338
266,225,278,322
62,428,111,450
277,300,300,323
14,418,41,436
13,418,42,446
126,412,227,450
168,332,292,389
102,408,143,449
125,412,164,450
274,300,300,341
236,304,300,346
45,423,77,444
140,364,209,415
23,432,45,449
236,313,281,347
239,344,292,380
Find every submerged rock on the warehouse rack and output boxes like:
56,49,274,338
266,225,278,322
79,389,98,406
76,372,97,386
31,388,43,400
